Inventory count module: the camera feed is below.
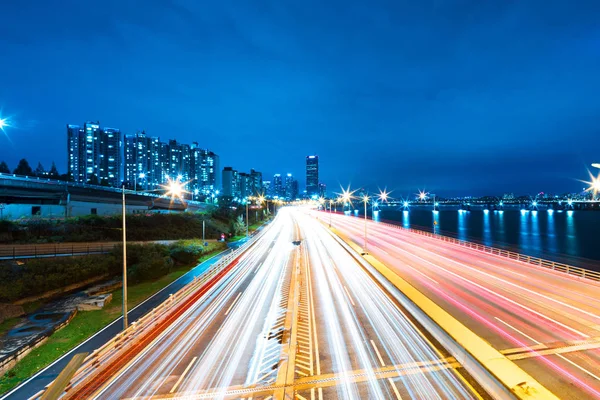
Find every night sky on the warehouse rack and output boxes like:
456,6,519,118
1,1,599,197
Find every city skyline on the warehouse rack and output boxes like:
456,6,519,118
1,2,600,196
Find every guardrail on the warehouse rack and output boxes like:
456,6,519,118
375,220,600,282
0,241,178,260
0,243,114,260
33,230,266,399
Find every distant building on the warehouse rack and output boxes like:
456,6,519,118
263,180,272,197
273,174,283,198
306,155,319,197
319,183,326,198
222,167,239,197
101,128,121,187
67,122,122,186
250,169,262,196
191,144,220,195
69,121,218,192
285,173,298,200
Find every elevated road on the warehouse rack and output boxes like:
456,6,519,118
326,211,600,400
60,208,487,399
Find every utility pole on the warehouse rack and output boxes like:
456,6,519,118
122,185,128,330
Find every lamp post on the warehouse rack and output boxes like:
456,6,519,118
121,184,128,330
362,194,369,253
329,199,334,227
245,198,249,238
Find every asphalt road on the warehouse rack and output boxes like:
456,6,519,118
328,211,600,400
72,209,487,399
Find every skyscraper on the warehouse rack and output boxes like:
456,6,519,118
68,122,121,185
285,173,298,200
250,169,263,196
222,167,240,198
306,155,319,198
101,128,121,186
191,144,220,195
67,125,85,182
273,174,283,198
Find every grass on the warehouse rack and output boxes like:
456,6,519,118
0,247,225,396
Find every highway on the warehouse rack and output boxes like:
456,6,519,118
64,208,486,399
326,211,600,400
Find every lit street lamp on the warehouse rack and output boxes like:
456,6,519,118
328,199,335,227
121,183,128,330
362,193,369,254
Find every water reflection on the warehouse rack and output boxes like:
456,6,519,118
566,210,578,255
547,209,557,253
531,210,541,250
433,210,440,234
483,209,491,246
402,210,410,228
458,210,467,241
519,210,530,250
496,210,506,244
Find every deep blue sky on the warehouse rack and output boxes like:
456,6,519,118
1,1,599,196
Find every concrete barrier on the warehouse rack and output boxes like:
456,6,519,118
330,226,559,400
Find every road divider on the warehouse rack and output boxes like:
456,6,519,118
328,225,559,400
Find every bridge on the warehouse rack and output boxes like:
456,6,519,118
9,207,600,399
0,174,208,219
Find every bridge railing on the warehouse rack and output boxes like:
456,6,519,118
45,231,266,398
375,220,600,283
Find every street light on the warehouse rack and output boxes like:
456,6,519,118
328,199,335,227
362,194,369,254
121,183,128,330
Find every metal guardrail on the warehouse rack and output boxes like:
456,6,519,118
0,243,114,260
375,220,600,282
37,231,265,399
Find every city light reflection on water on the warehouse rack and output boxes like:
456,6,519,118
357,207,600,269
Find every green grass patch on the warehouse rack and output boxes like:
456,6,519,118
0,246,224,396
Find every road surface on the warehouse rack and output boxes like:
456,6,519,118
327,210,600,400
78,209,486,399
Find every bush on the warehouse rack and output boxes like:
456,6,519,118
0,239,227,303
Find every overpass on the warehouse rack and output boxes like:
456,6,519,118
0,174,210,219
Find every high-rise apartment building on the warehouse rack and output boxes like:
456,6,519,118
68,121,218,194
306,155,319,197
222,167,240,198
273,174,283,198
67,122,122,185
285,173,298,200
191,144,220,194
250,169,262,196
67,125,85,182
102,128,121,186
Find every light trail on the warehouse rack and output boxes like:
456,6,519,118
327,210,600,399
69,208,485,399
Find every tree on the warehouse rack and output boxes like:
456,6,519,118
48,162,60,179
0,161,9,173
13,159,33,176
34,162,46,177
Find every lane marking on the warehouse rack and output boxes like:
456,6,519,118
343,285,356,307
224,292,242,316
169,356,197,394
370,340,386,366
496,317,600,382
370,340,403,400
